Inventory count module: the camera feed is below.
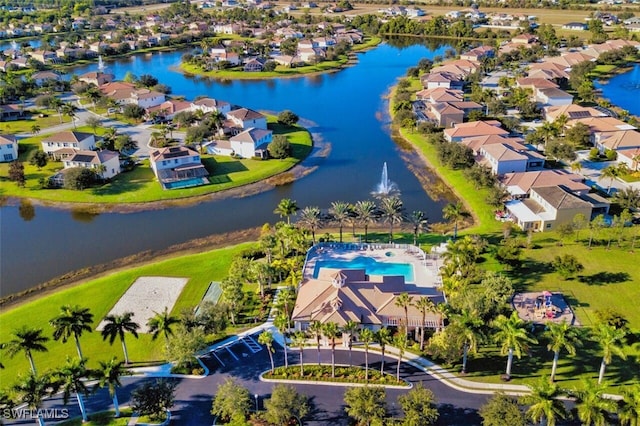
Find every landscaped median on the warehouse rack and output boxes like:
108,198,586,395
260,364,411,389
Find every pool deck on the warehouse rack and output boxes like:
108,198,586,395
303,243,443,292
512,292,579,326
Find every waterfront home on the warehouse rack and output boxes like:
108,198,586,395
291,268,443,333
243,58,265,72
544,104,606,123
422,71,464,90
229,128,273,158
500,170,590,198
209,46,240,65
462,134,525,155
41,131,96,156
460,45,495,62
569,116,636,144
100,81,165,109
79,71,114,86
416,87,463,103
205,139,234,156
226,108,267,130
505,186,593,232
62,149,121,179
546,52,595,70
149,146,209,189
618,147,640,170
191,98,231,115
478,143,545,175
443,120,508,142
31,71,61,86
0,134,18,162
29,50,57,64
528,62,570,82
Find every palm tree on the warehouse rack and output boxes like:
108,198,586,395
31,124,41,135
49,305,93,361
394,292,414,333
538,120,560,147
322,322,340,378
258,330,275,373
601,165,619,194
352,200,376,242
274,314,289,368
613,187,640,211
49,97,64,123
618,383,640,426
520,377,567,426
450,309,483,374
393,330,408,381
146,307,179,344
53,357,90,423
298,206,322,244
308,320,323,366
408,210,428,246
379,196,404,243
100,312,140,365
592,322,627,384
4,326,49,375
274,198,299,224
341,320,359,367
292,331,307,376
442,202,469,240
543,320,582,382
492,311,538,379
413,297,436,351
375,327,392,374
573,378,615,426
93,357,128,418
61,102,78,128
359,328,375,382
13,372,53,426
329,201,351,243
570,161,583,174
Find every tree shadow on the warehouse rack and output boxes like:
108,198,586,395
507,259,553,291
437,403,482,426
577,271,631,286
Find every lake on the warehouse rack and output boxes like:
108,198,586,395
595,63,640,117
1,40,452,297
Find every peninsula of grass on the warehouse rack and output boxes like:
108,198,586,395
0,242,253,389
263,365,409,387
0,119,312,205
180,37,381,80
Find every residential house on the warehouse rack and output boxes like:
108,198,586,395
544,104,606,123
0,134,18,162
243,58,265,72
428,103,464,128
618,147,640,171
79,71,114,86
562,22,588,30
229,127,273,158
226,108,267,130
478,143,545,175
63,149,121,179
535,87,573,106
31,71,61,86
209,46,240,65
594,130,640,154
41,131,96,156
146,99,192,120
500,169,590,197
205,139,235,156
423,71,464,90
29,50,57,63
0,104,24,121
505,186,593,232
291,268,444,332
149,146,209,189
443,120,508,142
460,45,495,62
191,98,231,115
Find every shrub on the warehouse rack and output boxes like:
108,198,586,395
277,110,299,126
63,167,96,190
589,148,600,161
605,149,617,161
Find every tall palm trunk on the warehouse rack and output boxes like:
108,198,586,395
299,347,304,376
76,393,88,422
74,334,83,360
598,358,607,384
268,348,274,373
316,337,321,365
380,346,385,374
331,340,336,378
121,338,130,365
462,343,469,374
550,350,560,382
112,393,120,418
364,348,369,381
506,347,514,377
283,337,288,368
28,354,37,375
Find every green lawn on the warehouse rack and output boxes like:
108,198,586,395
0,109,71,134
0,243,251,390
0,120,312,204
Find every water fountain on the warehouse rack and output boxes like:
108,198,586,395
97,55,105,71
372,162,399,198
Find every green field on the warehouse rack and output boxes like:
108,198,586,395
0,120,312,204
0,243,251,389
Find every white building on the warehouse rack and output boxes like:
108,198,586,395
229,128,273,158
0,134,18,162
149,146,209,189
41,131,96,156
63,149,121,179
226,108,267,130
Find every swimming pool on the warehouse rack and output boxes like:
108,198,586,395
163,178,207,189
313,256,414,282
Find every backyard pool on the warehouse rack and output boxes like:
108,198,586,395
163,177,208,189
313,256,414,282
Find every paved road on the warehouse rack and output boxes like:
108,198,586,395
7,345,490,426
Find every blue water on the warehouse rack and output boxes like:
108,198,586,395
1,41,450,295
313,256,414,282
595,63,640,117
163,178,207,189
